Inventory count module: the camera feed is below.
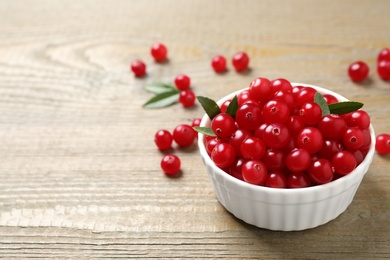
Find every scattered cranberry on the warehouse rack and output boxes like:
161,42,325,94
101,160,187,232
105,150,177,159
154,129,173,150
173,124,196,147
179,90,196,108
375,133,390,155
348,61,369,82
211,55,227,73
377,60,390,80
232,51,249,72
161,154,181,175
174,74,191,90
151,43,168,62
378,48,390,62
130,60,146,77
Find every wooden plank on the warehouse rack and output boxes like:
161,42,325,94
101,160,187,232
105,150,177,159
0,0,389,258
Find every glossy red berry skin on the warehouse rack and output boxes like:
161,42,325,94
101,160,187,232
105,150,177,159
154,129,173,150
206,138,222,155
242,160,267,185
323,94,338,104
377,60,390,80
299,102,322,126
211,113,236,139
266,171,287,188
344,110,370,129
342,127,364,150
161,154,181,175
174,74,191,90
262,123,290,149
220,100,231,113
295,87,317,107
173,124,196,147
375,133,390,155
331,151,357,175
248,77,272,103
348,61,369,82
317,114,347,140
262,100,290,124
235,103,262,131
270,78,293,94
287,172,312,188
240,137,266,160
151,43,167,62
318,139,343,161
229,129,251,157
285,115,305,137
232,51,249,72
211,143,236,168
130,60,146,77
179,90,196,108
191,118,202,128
211,55,227,73
286,148,311,172
378,48,390,62
308,159,334,185
263,149,286,171
297,127,324,154
229,158,245,180
237,89,252,106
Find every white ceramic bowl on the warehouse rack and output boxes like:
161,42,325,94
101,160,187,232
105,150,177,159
198,83,376,231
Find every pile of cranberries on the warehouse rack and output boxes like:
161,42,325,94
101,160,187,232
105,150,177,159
203,77,373,188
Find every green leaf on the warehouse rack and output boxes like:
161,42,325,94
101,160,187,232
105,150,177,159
328,101,364,115
196,96,221,120
144,82,178,94
143,91,180,108
193,126,216,137
225,96,238,118
314,92,331,116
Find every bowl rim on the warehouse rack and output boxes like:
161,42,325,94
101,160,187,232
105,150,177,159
198,82,376,196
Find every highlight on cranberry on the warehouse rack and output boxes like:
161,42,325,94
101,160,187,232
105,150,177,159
375,133,390,155
161,154,181,175
348,61,369,82
130,60,146,77
211,55,227,73
195,77,371,189
151,43,168,62
232,51,250,72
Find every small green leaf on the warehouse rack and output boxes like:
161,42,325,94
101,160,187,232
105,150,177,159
225,96,238,118
144,82,177,94
197,96,221,120
314,92,331,116
329,101,364,115
193,126,216,137
143,91,179,108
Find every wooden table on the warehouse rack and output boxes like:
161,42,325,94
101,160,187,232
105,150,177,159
0,0,389,258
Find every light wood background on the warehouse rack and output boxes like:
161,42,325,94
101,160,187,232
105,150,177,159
0,0,389,258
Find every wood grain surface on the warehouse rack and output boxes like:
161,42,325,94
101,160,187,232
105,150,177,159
0,0,389,258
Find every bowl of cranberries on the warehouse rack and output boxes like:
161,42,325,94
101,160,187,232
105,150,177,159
196,77,375,231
